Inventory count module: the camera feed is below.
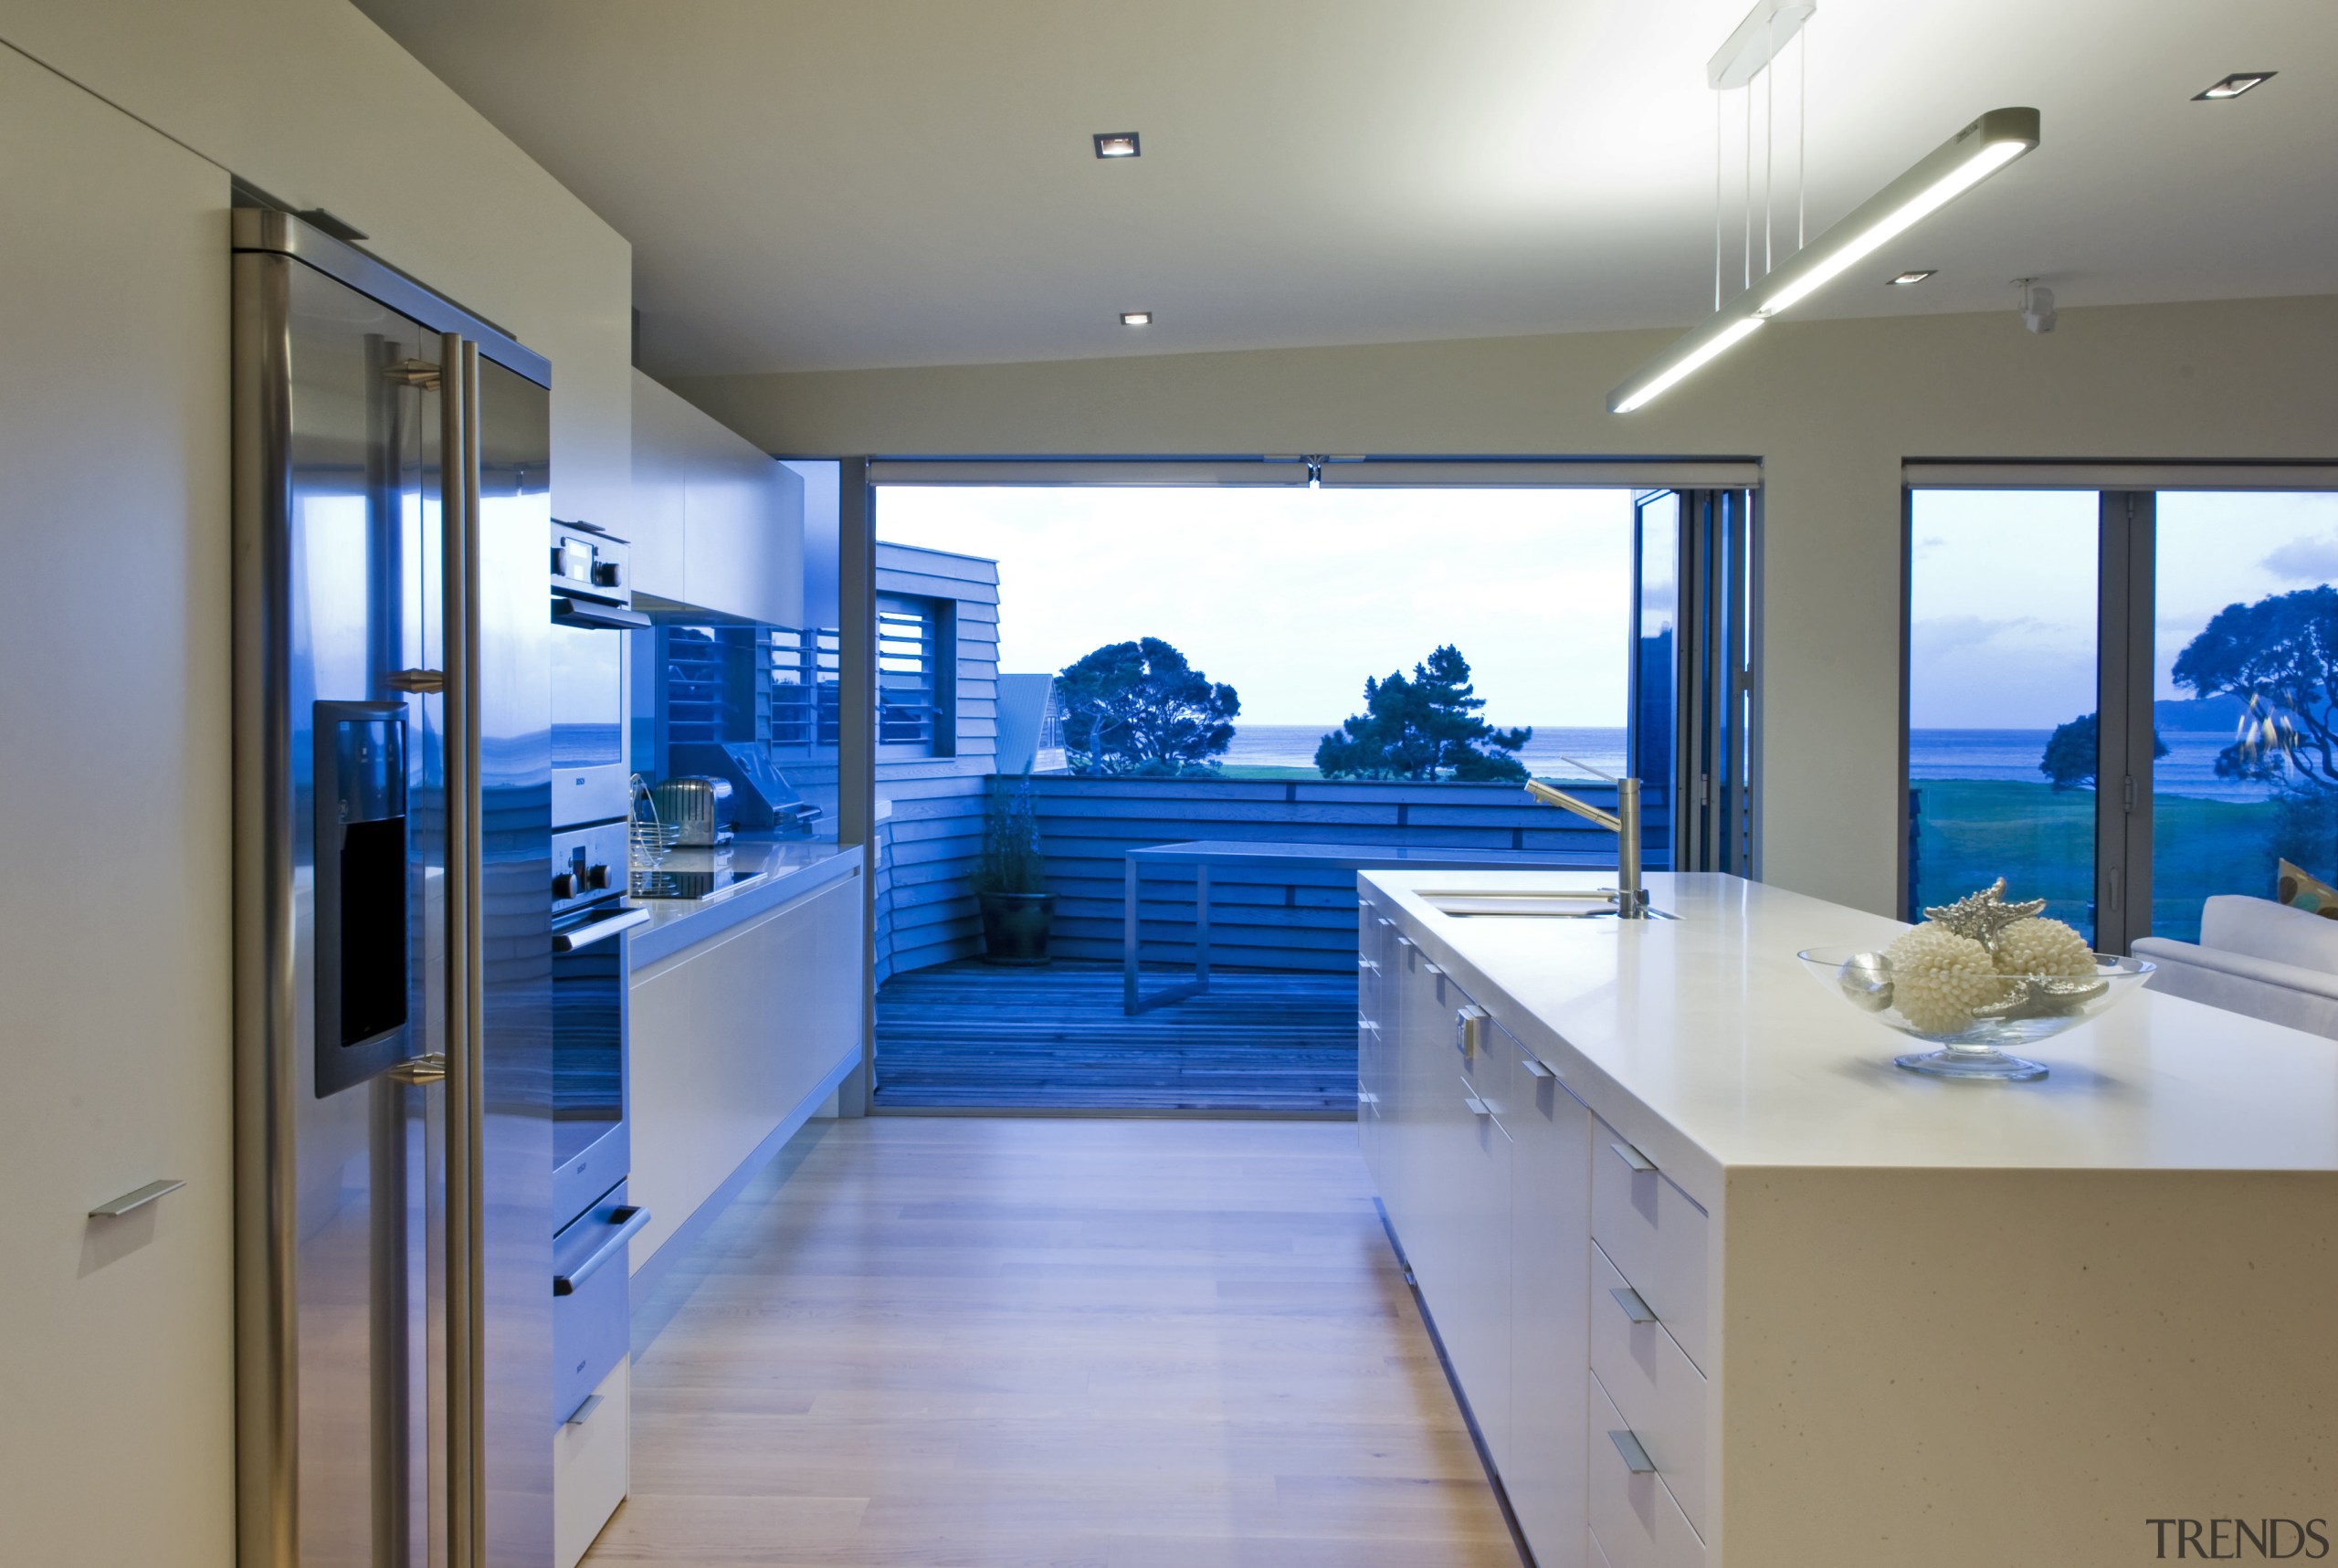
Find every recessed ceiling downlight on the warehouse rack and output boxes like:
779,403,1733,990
2195,72,2275,100
1121,311,1153,327
1093,132,1142,158
1887,269,1937,286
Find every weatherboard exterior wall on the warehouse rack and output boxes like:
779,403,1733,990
871,542,1000,981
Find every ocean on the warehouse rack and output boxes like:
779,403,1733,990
1223,722,2275,802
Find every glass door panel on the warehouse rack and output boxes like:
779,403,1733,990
2151,491,2338,941
1907,490,2099,937
1630,490,1680,871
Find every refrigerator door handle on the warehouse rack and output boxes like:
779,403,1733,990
438,332,489,1568
553,1205,652,1297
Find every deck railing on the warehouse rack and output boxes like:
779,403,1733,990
874,773,1666,980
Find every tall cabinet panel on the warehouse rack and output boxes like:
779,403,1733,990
0,47,236,1568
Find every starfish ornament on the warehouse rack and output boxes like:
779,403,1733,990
1922,878,2047,946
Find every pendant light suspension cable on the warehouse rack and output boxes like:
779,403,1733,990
1743,86,1752,291
1764,13,1775,276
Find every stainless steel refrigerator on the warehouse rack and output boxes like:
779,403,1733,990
232,208,553,1568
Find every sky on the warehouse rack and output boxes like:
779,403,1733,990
1909,489,2338,729
875,485,1640,727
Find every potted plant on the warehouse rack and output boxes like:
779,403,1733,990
974,773,1053,965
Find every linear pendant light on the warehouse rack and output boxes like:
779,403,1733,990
1609,106,2040,413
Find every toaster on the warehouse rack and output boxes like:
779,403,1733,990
649,775,732,847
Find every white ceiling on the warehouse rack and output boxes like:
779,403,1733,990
352,0,2338,377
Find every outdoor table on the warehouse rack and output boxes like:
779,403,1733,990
1122,839,1607,1014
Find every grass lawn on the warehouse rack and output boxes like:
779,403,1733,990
1215,764,1322,780
1912,778,2280,943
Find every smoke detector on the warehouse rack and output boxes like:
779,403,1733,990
2017,279,2057,334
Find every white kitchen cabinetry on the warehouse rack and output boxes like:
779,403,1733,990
1364,869,2338,1568
553,1358,630,1568
629,369,804,626
1503,1015,1594,1564
628,865,863,1268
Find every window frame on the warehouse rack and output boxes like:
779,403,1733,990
1900,469,2338,952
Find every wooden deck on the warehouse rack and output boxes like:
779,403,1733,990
874,960,1358,1114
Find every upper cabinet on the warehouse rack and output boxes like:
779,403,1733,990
628,371,804,629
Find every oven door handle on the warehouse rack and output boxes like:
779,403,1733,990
553,906,651,953
553,596,650,631
553,1205,651,1297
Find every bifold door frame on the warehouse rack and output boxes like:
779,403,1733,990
846,457,1765,1099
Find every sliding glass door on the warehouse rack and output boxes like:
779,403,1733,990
2151,491,2338,941
1907,479,2338,951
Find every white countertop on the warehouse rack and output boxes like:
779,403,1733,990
1366,869,2338,1194
626,837,858,966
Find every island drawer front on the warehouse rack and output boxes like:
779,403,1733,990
1588,1370,1706,1568
1591,1124,1711,1372
1591,1242,1710,1539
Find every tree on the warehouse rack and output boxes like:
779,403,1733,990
1315,645,1531,781
1054,637,1238,775
2171,585,2338,787
2039,711,2166,791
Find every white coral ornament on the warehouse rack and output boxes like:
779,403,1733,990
1882,924,2005,1036
1992,917,2094,979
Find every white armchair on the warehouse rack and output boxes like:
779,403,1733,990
2133,895,2338,1039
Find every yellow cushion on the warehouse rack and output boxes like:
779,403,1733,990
2275,859,2338,920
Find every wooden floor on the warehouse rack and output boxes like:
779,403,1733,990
588,1118,1517,1568
874,962,1358,1114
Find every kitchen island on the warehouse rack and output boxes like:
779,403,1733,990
1359,869,2338,1568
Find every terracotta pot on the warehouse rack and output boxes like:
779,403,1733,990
977,891,1055,966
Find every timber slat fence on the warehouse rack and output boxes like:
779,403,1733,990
875,774,1661,979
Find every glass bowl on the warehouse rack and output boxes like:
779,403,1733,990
1796,946,2156,1080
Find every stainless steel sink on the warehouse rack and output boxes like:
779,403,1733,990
1422,890,1675,920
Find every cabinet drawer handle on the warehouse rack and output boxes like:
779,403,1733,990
1609,1285,1659,1324
563,1393,605,1426
1395,935,1414,949
1464,1095,1492,1118
89,1178,185,1218
1358,958,1380,973
1610,1140,1656,1173
1375,918,1395,928
1608,1428,1658,1475
1521,1057,1555,1079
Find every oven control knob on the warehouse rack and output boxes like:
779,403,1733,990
585,862,611,890
591,561,623,588
552,872,579,900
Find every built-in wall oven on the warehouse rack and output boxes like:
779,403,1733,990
549,525,651,1429
550,819,648,1424
551,519,646,831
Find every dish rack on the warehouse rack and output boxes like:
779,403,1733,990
627,773,682,860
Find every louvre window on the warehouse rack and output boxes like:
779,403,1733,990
878,595,952,753
769,624,842,755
